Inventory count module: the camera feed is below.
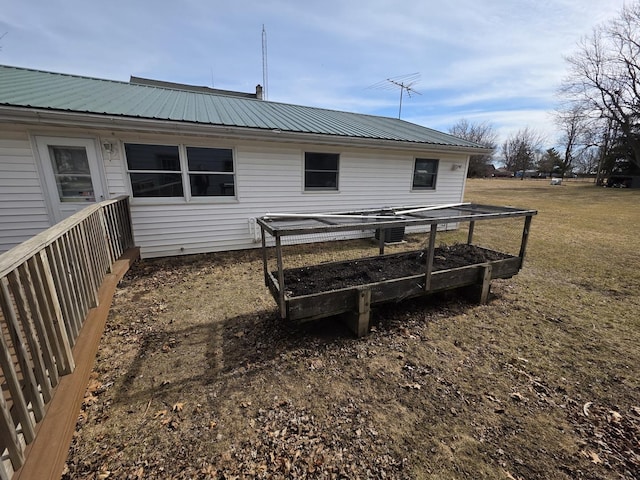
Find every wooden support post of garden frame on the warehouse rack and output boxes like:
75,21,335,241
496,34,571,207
275,235,286,319
378,229,385,255
518,215,533,267
424,223,438,291
261,228,268,286
480,263,493,304
343,287,371,337
467,220,475,245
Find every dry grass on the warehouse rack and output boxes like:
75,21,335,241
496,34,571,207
64,178,639,479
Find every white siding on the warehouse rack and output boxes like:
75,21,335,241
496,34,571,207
120,139,469,258
0,131,51,253
0,126,469,259
100,140,128,196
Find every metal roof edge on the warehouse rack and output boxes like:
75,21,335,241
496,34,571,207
0,105,490,154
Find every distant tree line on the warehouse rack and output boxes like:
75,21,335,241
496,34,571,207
448,119,497,177
450,1,640,184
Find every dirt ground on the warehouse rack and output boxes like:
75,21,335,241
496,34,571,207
64,180,639,479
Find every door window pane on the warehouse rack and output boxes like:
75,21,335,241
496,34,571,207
48,146,95,202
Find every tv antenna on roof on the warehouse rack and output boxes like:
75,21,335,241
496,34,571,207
369,73,421,119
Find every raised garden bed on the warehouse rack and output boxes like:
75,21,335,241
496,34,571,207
280,244,511,297
257,203,536,336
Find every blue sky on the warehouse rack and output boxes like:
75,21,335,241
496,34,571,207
0,0,628,148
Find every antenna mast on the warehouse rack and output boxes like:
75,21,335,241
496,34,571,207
262,25,269,100
368,73,421,119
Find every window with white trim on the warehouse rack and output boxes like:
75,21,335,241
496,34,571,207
125,144,183,197
187,147,235,196
125,143,235,199
304,152,339,191
412,158,439,190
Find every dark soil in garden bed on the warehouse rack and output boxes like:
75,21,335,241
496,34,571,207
280,244,513,296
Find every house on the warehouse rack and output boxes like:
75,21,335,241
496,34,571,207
0,65,488,258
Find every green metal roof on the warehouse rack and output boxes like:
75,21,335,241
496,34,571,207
0,65,482,149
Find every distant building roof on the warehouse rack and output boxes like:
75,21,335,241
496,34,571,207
0,65,483,150
129,76,262,99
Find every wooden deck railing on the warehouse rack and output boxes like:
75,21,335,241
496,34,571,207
0,196,136,479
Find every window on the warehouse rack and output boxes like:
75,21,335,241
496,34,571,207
187,147,235,196
125,144,183,197
125,143,235,199
412,158,439,190
305,152,339,191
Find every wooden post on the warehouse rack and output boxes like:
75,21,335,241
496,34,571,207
378,229,385,255
467,220,475,244
424,223,438,291
123,196,135,249
343,287,371,337
480,263,493,304
275,234,286,319
518,215,533,268
260,228,269,286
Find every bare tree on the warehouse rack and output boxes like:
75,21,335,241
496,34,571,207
574,148,600,175
501,127,545,178
448,119,497,177
554,103,596,177
562,2,640,168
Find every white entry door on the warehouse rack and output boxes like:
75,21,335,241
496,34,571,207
35,136,107,223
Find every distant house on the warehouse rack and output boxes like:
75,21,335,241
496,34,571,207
0,65,487,258
492,168,513,178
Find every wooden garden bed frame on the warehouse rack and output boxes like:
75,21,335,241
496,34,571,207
257,203,537,336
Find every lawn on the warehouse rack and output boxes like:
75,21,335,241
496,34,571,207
64,179,639,479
